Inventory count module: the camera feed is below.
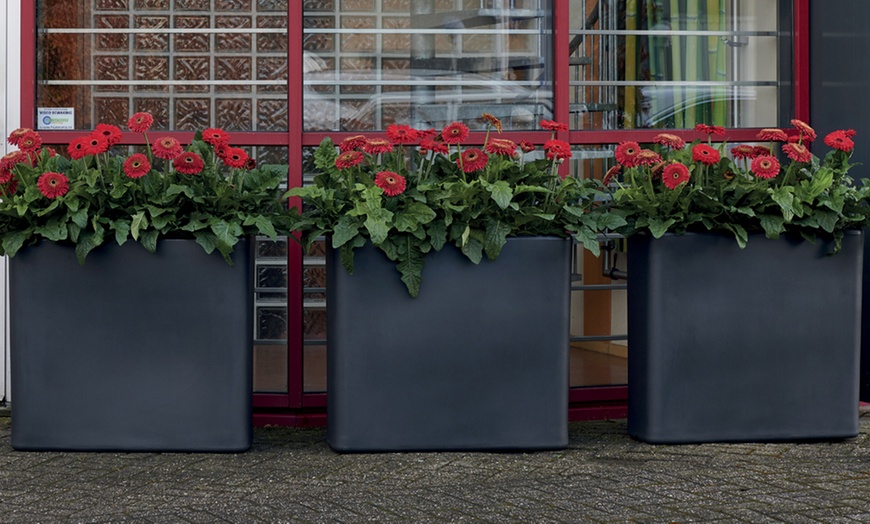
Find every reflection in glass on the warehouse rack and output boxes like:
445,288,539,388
303,1,554,131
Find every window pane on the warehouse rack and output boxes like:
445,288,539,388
303,0,554,132
36,0,288,131
570,0,790,130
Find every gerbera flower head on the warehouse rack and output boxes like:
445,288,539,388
7,128,34,147
67,136,90,160
692,143,721,165
753,146,771,157
540,119,569,132
782,142,812,163
363,138,394,155
481,113,502,133
458,148,489,172
0,150,30,171
374,170,406,196
201,128,230,147
419,137,449,155
485,138,517,157
635,149,662,167
335,150,364,169
84,134,110,156
824,130,855,153
221,147,249,169
152,136,183,160
791,119,817,142
385,124,419,145
442,122,469,144
730,145,756,160
662,163,691,189
339,135,368,152
244,157,257,170
1,178,18,195
544,139,572,161
602,165,621,186
173,151,205,175
615,141,642,167
418,128,438,140
695,124,726,136
843,129,857,138
0,167,12,185
653,133,685,150
16,130,42,153
123,153,151,179
37,172,70,199
750,155,781,179
127,112,154,133
94,123,123,146
757,128,788,142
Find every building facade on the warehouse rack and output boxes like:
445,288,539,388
3,0,867,422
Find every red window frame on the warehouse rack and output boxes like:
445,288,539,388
18,0,810,426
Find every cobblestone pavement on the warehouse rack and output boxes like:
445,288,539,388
1,411,870,523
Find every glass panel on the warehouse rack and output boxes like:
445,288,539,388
569,0,789,130
36,0,289,131
303,0,554,131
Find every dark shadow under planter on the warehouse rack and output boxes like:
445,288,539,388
327,236,571,452
10,239,253,452
627,231,863,444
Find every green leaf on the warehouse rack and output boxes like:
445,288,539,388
211,220,240,249
486,180,513,209
333,215,362,248
112,220,131,245
364,207,393,245
71,207,89,229
396,237,425,298
394,202,436,233
140,229,159,253
427,220,448,251
461,237,483,264
131,211,148,240
339,243,355,274
75,232,98,264
195,233,217,254
253,215,278,239
648,218,676,238
2,231,30,258
483,219,511,259
770,187,796,222
759,214,786,238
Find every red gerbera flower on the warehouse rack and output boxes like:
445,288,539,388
123,153,151,179
602,165,621,186
481,113,503,133
653,133,685,150
485,138,517,157
385,124,419,145
695,124,726,136
635,149,663,167
221,147,249,169
757,128,788,142
441,122,469,144
692,144,721,165
335,150,364,169
824,130,855,153
844,129,857,138
84,134,110,156
662,163,691,189
731,145,756,160
782,142,812,163
374,171,406,196
791,119,817,142
94,123,123,146
419,138,449,155
540,119,569,132
37,172,70,199
750,155,781,179
363,138,394,155
128,112,154,133
0,150,29,171
152,136,183,160
16,131,42,153
518,141,535,153
67,136,90,160
174,151,205,175
544,139,572,161
0,167,12,185
2,178,19,195
339,135,368,152
418,128,438,140
753,146,771,157
458,148,489,172
244,157,257,170
7,128,34,147
615,141,641,167
202,128,230,147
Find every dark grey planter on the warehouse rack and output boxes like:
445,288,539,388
327,236,571,452
627,231,863,444
10,239,253,452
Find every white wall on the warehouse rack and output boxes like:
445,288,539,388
2,1,21,404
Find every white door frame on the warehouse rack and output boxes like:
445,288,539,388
2,1,21,404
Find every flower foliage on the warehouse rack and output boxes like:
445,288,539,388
0,115,294,263
287,116,602,297
599,121,870,251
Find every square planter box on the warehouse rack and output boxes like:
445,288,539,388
327,236,571,452
10,239,253,452
627,232,863,443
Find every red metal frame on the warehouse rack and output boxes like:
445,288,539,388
18,0,810,426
